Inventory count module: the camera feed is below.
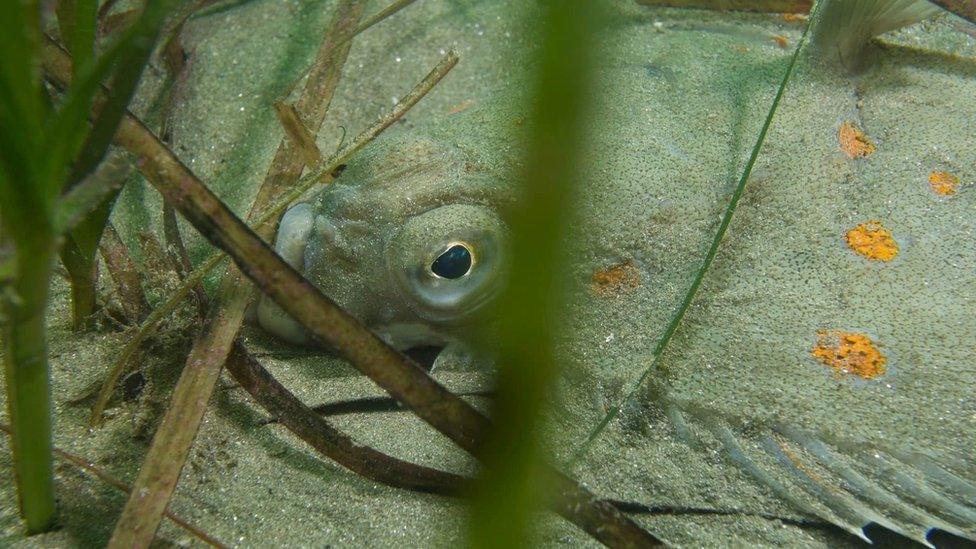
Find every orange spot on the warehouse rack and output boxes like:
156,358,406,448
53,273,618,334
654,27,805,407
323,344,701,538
928,170,960,196
447,99,475,115
846,220,898,261
591,261,640,297
780,13,808,23
772,34,789,48
812,330,887,380
838,121,876,159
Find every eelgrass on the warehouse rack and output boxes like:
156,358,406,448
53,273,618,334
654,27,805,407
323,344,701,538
466,1,613,547
107,2,370,544
0,0,172,532
567,0,823,467
55,0,100,331
0,422,227,547
56,0,174,331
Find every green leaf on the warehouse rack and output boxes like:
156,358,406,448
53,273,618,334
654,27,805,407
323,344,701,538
66,0,176,188
53,163,127,235
56,0,98,79
0,0,50,231
468,1,604,547
39,35,128,199
60,196,114,329
48,0,174,329
0,0,46,145
42,0,174,195
566,0,823,466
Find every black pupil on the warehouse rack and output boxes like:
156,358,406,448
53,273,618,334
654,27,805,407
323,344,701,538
431,245,472,279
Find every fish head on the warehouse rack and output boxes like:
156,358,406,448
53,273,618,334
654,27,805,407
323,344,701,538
256,130,514,352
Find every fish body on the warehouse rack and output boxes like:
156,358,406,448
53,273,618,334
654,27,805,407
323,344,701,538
252,6,976,546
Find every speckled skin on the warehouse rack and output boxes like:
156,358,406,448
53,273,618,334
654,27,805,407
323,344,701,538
255,16,976,540
248,7,976,543
256,108,521,354
555,13,976,545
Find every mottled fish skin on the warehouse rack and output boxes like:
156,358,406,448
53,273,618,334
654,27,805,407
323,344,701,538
256,7,976,545
257,109,520,359
553,9,976,546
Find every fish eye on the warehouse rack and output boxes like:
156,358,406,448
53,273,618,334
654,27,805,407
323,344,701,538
430,243,473,279
389,204,506,322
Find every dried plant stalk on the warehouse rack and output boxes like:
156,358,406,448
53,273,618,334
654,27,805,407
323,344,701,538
161,202,208,307
273,102,323,165
106,2,367,546
635,0,812,11
99,221,149,323
0,422,227,548
227,342,464,494
278,0,420,99
86,252,215,424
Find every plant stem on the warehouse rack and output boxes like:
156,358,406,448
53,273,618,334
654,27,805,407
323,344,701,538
0,422,228,548
107,3,371,545
60,237,98,330
2,234,57,533
226,342,464,494
566,1,821,467
87,252,218,425
100,221,149,323
468,0,615,546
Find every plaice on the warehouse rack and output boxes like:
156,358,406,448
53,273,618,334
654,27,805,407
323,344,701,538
553,8,976,546
122,0,976,546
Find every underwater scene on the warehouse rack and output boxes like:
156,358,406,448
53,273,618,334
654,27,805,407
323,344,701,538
1,0,975,547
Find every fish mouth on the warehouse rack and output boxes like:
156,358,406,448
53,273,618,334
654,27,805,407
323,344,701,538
256,203,316,345
257,202,455,350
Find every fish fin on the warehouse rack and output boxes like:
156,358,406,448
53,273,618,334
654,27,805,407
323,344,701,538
811,0,942,70
667,404,976,544
773,425,975,543
430,341,488,373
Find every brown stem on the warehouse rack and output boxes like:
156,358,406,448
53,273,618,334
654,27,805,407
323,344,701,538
162,203,208,308
278,0,420,100
108,3,370,546
635,0,811,12
100,222,150,323
260,0,365,201
0,422,227,548
86,253,215,424
227,342,465,494
161,204,192,278
273,102,323,165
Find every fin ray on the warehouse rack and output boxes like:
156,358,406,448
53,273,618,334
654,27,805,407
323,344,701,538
665,401,976,543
